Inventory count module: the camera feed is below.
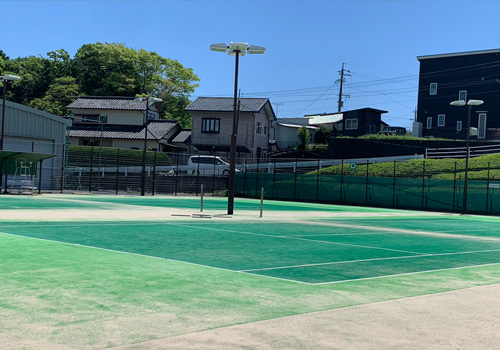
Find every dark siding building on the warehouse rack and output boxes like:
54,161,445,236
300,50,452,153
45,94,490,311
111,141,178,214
416,49,500,140
341,108,388,137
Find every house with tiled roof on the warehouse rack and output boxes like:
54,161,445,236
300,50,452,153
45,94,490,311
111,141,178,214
186,97,276,159
67,96,191,153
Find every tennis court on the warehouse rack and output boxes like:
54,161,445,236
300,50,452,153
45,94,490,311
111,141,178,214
1,194,500,349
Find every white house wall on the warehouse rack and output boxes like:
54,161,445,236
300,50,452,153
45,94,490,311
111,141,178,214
72,107,161,126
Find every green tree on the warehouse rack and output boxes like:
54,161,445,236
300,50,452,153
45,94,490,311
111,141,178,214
297,126,311,150
29,76,81,116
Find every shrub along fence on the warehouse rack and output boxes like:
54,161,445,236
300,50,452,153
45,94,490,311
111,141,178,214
235,159,500,216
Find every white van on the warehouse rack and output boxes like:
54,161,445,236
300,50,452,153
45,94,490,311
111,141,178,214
187,155,232,175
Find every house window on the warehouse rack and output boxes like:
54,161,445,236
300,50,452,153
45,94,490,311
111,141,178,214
345,118,358,130
202,118,220,133
457,121,462,131
426,117,432,129
256,122,262,134
429,83,437,95
459,90,467,102
438,114,445,127
264,125,267,135
147,112,155,120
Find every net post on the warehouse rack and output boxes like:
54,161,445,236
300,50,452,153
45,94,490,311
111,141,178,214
486,162,490,214
200,184,204,212
260,187,264,218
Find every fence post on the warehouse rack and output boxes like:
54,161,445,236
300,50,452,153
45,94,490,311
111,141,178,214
174,155,179,196
365,160,369,205
421,161,426,209
89,146,94,193
293,159,298,200
195,158,200,196
453,161,457,211
486,162,491,214
151,151,157,196
115,149,120,195
243,158,247,196
392,160,396,207
212,153,216,196
340,159,344,203
60,144,65,193
316,159,320,202
256,157,260,197
272,158,276,200
38,160,43,194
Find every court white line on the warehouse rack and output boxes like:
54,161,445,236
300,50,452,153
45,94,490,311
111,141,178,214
0,231,313,285
161,222,426,255
311,262,500,285
241,247,500,272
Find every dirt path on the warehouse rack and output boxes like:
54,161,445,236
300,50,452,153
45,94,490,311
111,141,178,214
114,283,500,350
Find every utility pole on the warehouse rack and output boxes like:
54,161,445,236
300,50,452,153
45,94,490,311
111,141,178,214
336,63,351,113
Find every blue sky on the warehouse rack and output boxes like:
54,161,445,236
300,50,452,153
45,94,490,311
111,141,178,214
3,0,500,128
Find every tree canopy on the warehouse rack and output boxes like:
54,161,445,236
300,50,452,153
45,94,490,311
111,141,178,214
2,43,199,128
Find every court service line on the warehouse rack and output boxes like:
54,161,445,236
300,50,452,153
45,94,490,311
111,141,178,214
161,222,427,255
0,230,313,286
241,247,500,272
292,219,500,242
312,262,500,285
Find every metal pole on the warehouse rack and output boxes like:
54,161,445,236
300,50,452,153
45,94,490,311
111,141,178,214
38,161,43,194
115,149,120,195
365,160,369,205
422,161,426,209
462,104,472,214
60,144,65,193
1,80,8,150
89,146,94,193
260,187,264,218
392,160,396,207
453,161,457,211
486,162,490,214
200,184,204,212
141,99,149,196
227,50,240,215
152,151,157,196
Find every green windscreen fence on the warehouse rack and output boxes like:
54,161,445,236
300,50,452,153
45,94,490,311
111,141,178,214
236,173,500,215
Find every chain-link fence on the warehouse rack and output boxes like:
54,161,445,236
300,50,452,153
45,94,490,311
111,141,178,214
7,142,499,215
235,158,500,215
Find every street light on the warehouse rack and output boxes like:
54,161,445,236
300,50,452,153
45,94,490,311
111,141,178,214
210,42,266,215
1,74,21,150
136,96,162,196
450,98,484,214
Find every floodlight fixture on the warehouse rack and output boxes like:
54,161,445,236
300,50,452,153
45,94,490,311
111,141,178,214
1,74,21,81
247,45,266,54
450,100,466,107
467,99,484,106
209,43,228,53
229,42,249,51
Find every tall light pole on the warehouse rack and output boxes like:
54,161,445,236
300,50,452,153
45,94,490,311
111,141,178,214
1,74,21,150
450,98,484,214
136,96,162,196
210,42,266,214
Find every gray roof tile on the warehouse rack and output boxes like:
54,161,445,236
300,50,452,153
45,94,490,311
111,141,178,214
170,130,191,143
68,120,178,140
67,96,160,111
186,97,270,113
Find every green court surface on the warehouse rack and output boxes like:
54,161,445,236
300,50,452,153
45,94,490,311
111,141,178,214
1,194,500,348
